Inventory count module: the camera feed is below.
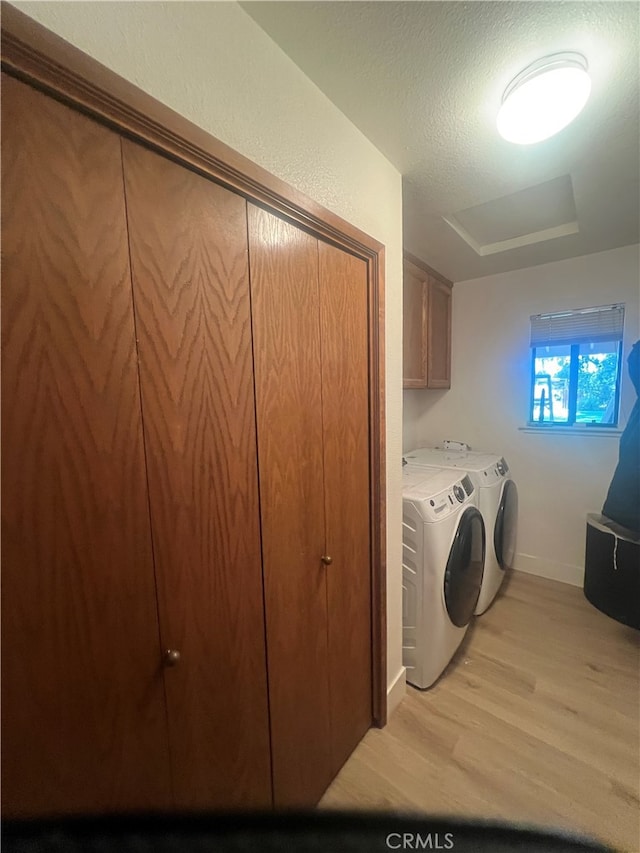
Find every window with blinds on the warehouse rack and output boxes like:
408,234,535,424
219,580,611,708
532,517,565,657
529,303,625,427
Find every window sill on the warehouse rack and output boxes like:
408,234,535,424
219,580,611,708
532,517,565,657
519,425,622,436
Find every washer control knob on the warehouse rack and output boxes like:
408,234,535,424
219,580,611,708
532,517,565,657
453,484,465,503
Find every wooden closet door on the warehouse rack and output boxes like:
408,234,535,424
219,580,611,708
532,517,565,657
318,244,372,775
121,143,271,809
1,75,171,816
247,205,332,807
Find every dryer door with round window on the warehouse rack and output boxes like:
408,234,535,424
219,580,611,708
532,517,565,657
494,479,518,570
444,507,485,627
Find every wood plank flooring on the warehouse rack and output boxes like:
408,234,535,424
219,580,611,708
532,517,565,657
320,571,640,852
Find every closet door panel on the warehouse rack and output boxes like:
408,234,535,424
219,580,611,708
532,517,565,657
122,143,271,808
1,75,171,816
318,244,373,774
247,205,332,807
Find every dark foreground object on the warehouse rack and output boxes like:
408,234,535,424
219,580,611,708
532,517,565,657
602,338,640,535
584,513,640,629
2,811,614,853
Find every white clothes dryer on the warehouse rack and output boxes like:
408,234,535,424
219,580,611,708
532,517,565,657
403,446,518,615
402,464,485,689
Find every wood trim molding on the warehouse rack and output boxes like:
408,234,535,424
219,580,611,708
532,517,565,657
1,3,383,260
404,250,453,288
369,247,387,726
1,1,387,728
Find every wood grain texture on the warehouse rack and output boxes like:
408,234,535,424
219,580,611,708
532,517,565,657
427,277,452,389
321,571,640,853
2,12,388,732
402,259,428,388
122,141,271,809
318,243,373,775
247,205,332,807
1,74,171,817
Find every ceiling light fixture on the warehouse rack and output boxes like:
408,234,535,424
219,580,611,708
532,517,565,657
497,52,591,145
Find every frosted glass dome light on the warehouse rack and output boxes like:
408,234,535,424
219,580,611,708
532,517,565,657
497,52,591,144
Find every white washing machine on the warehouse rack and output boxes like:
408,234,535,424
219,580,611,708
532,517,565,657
403,445,518,615
402,464,485,689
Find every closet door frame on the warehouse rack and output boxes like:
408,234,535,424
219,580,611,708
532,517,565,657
1,3,388,727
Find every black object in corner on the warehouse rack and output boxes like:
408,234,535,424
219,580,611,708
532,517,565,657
602,339,640,535
584,514,640,630
1,811,615,853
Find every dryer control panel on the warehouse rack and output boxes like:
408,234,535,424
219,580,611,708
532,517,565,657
497,457,509,475
402,465,478,522
406,480,475,523
479,460,508,486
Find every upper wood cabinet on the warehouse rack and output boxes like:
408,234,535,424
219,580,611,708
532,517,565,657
402,254,452,389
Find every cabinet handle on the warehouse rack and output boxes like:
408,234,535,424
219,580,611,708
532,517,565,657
163,649,181,667
321,555,333,566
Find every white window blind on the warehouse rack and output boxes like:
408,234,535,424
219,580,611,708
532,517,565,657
530,303,625,347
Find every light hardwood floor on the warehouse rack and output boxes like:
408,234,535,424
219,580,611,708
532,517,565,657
320,570,640,852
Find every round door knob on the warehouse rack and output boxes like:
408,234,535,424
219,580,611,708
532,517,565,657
321,555,333,566
163,649,181,667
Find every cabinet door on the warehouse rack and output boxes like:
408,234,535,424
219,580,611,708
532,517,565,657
402,259,428,388
122,143,272,809
427,277,452,389
247,205,332,807
318,244,372,775
1,75,171,816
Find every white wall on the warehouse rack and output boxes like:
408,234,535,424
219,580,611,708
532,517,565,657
404,244,640,586
13,1,405,709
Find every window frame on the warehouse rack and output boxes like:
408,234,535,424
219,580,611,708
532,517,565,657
528,340,624,428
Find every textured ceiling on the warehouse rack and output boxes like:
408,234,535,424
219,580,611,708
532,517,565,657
242,1,640,281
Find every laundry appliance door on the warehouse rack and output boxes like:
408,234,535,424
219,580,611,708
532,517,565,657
494,479,518,570
444,508,485,627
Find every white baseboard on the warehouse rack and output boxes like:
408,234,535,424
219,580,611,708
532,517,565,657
513,553,584,587
386,666,406,720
